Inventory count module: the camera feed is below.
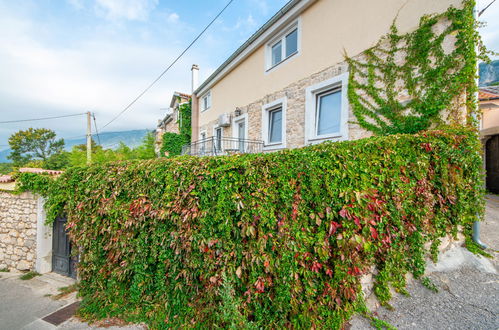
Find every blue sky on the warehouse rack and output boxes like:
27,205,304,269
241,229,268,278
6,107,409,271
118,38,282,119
0,0,497,150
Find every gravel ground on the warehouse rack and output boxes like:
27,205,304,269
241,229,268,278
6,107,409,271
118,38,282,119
350,194,499,330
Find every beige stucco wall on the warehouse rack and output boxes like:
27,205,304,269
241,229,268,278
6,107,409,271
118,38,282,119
196,0,462,142
481,100,499,130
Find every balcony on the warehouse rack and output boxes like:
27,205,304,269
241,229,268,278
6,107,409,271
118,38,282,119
182,137,264,156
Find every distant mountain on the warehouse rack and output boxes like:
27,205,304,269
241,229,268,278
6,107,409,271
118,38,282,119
64,129,152,150
0,129,152,163
479,60,499,86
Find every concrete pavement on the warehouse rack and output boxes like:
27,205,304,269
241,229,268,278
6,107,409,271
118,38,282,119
0,271,74,330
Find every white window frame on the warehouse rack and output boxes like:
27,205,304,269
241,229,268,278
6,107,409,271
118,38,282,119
199,130,207,155
201,91,211,112
305,72,349,145
231,113,248,140
261,97,287,150
265,19,300,72
213,126,223,151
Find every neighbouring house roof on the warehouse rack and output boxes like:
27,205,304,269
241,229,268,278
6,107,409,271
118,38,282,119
157,92,191,129
170,91,191,108
18,168,64,175
0,175,13,183
479,86,499,101
194,0,315,96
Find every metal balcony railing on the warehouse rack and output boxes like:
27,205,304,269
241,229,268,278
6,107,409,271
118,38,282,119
182,137,264,156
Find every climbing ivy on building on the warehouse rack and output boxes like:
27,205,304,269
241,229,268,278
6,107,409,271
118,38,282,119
346,0,492,135
178,100,192,141
160,99,192,156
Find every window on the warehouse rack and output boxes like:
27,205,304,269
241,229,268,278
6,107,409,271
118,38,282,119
214,127,223,151
305,73,349,144
271,41,282,67
285,29,298,57
201,92,211,112
316,89,341,136
200,131,207,154
268,107,282,143
267,23,299,70
262,98,286,150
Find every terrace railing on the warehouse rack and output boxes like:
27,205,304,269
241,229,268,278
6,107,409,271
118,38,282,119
182,137,264,156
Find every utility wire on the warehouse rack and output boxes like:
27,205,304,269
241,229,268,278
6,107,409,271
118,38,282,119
0,113,86,124
92,113,102,145
101,0,236,130
479,0,496,16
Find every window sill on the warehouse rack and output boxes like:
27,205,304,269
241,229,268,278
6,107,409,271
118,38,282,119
266,51,298,73
307,134,345,145
263,143,286,151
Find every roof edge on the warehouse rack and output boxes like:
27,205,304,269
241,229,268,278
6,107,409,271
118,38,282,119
194,0,311,96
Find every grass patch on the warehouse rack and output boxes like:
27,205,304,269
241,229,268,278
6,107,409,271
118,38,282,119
0,267,9,272
19,271,41,280
52,283,79,300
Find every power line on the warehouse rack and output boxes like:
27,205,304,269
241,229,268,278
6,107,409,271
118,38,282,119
101,0,236,130
0,113,86,124
479,0,496,16
92,113,102,145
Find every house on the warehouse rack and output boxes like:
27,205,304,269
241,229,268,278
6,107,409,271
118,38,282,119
185,0,465,156
480,86,499,193
155,91,191,155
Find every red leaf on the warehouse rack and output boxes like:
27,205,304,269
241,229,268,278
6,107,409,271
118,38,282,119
311,261,322,272
370,226,378,240
329,221,341,235
353,216,361,229
255,278,265,293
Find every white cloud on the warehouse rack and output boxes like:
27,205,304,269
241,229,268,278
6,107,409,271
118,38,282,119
167,12,179,24
94,0,159,21
0,5,194,142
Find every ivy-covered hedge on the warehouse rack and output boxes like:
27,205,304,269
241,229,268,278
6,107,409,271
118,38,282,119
18,129,483,328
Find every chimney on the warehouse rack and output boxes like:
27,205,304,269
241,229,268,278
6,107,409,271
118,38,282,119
191,64,199,93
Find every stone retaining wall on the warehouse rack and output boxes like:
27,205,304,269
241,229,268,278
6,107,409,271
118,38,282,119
0,191,39,270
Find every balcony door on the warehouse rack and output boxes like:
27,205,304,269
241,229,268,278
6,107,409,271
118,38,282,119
236,118,246,152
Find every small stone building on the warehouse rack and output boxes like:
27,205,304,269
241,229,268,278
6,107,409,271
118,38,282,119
0,168,62,273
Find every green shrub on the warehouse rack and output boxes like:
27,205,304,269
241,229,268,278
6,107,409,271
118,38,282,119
18,129,484,329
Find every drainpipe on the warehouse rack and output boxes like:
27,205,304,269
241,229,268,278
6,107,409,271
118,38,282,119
472,4,487,249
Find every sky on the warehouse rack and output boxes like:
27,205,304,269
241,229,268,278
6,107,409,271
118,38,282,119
0,0,498,150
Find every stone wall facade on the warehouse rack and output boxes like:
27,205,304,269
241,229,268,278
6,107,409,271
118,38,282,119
0,191,38,271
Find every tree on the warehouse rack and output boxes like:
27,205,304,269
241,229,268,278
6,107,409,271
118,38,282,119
132,131,156,160
8,128,65,167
